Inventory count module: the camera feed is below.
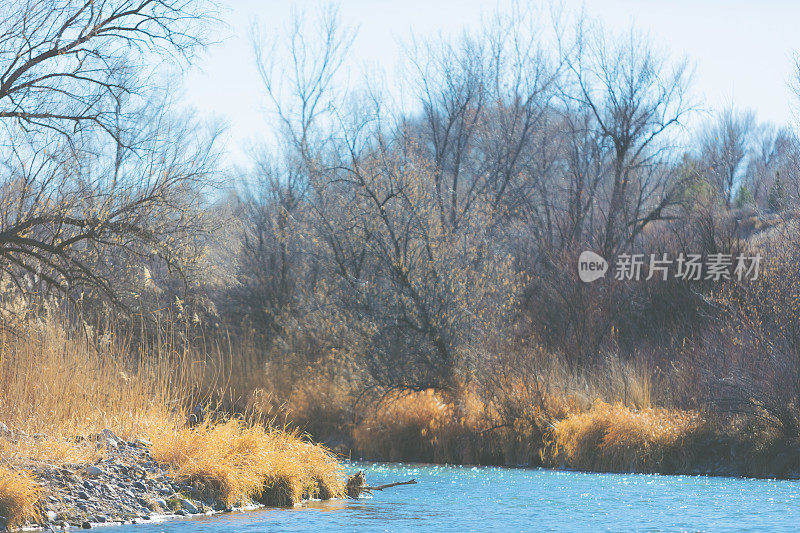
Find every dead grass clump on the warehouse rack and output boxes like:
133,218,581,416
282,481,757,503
0,467,41,529
258,472,304,507
349,387,525,465
147,418,344,508
352,390,458,462
544,400,704,473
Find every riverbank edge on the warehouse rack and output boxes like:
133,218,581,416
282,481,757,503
314,398,800,481
0,428,347,531
19,502,323,532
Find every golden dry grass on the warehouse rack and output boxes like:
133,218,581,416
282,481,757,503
338,350,664,466
0,310,345,527
544,400,704,472
352,390,459,462
0,311,197,445
146,419,344,507
349,386,550,465
0,467,41,528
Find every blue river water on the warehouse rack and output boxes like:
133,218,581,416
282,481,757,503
111,462,800,532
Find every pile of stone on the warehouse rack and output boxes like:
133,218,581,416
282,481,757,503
19,430,225,530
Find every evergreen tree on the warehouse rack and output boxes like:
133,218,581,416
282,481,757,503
734,185,754,208
768,172,788,212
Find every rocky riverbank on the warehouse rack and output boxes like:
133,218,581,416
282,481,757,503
5,426,342,531
10,430,221,530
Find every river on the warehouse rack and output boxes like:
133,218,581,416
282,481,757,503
111,462,800,532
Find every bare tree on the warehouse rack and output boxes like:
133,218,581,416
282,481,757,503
561,20,695,256
0,0,219,307
403,6,557,231
253,5,354,162
250,7,521,392
700,108,756,209
0,96,221,307
231,153,311,333
745,125,800,209
0,0,210,139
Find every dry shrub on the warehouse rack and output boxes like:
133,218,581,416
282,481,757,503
237,308,368,443
479,375,581,465
476,343,664,465
352,390,457,462
275,343,670,467
0,467,41,528
349,386,546,465
704,234,800,439
279,366,361,443
591,353,658,409
545,400,704,473
147,419,344,508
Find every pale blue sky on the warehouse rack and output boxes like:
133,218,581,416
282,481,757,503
181,0,800,165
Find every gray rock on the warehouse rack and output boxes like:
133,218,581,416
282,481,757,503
85,465,105,477
100,429,120,443
180,498,200,514
46,510,58,522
